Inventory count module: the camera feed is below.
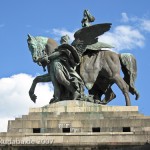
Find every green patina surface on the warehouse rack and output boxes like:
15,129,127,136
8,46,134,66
86,41,114,50
28,36,48,52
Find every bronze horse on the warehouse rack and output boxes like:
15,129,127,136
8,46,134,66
27,35,58,102
27,34,139,106
79,49,139,106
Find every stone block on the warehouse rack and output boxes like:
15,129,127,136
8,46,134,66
1,100,150,148
18,128,33,133
143,127,150,131
21,120,41,128
29,100,138,113
9,120,23,129
63,135,80,145
71,121,83,128
47,120,59,128
44,128,62,133
81,127,92,132
22,115,28,119
107,106,138,112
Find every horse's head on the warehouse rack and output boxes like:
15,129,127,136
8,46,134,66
27,34,49,66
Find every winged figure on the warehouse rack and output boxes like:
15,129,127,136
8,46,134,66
72,23,113,56
71,13,139,105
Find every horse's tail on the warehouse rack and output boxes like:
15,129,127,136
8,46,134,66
119,53,139,100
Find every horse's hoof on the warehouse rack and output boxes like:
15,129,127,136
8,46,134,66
126,103,131,106
135,93,140,100
49,98,55,104
30,94,37,103
32,99,36,103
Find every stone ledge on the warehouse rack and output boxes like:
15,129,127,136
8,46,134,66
0,132,149,147
29,100,138,113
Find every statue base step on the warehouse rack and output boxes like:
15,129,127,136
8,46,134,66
0,100,150,150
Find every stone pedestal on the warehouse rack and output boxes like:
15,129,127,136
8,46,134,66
0,100,150,150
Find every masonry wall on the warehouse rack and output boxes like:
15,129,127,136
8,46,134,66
0,100,150,149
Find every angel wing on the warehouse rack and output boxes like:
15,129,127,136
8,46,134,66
74,23,112,44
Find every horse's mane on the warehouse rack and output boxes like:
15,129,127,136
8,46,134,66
28,35,58,54
34,36,48,45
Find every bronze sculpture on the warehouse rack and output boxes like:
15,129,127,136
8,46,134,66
27,10,139,106
28,34,84,103
72,10,139,105
81,10,95,27
27,34,58,102
44,35,84,103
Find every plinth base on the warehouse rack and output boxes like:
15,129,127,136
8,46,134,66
0,100,150,149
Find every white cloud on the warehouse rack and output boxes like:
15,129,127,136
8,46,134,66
140,19,150,32
49,13,150,52
121,13,129,23
121,12,150,32
0,73,53,132
52,28,75,42
99,25,145,51
51,24,145,52
0,118,13,132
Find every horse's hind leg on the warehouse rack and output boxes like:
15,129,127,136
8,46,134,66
102,86,116,104
129,85,140,100
123,73,140,100
113,74,131,106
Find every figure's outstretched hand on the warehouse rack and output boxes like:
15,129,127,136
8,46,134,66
29,89,37,103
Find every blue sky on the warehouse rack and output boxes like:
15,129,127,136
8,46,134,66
0,0,150,131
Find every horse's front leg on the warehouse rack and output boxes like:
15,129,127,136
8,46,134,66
29,73,51,103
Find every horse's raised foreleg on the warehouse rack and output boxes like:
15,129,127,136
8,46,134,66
113,74,131,106
29,73,51,103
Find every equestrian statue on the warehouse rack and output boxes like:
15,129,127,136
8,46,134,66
27,10,139,106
